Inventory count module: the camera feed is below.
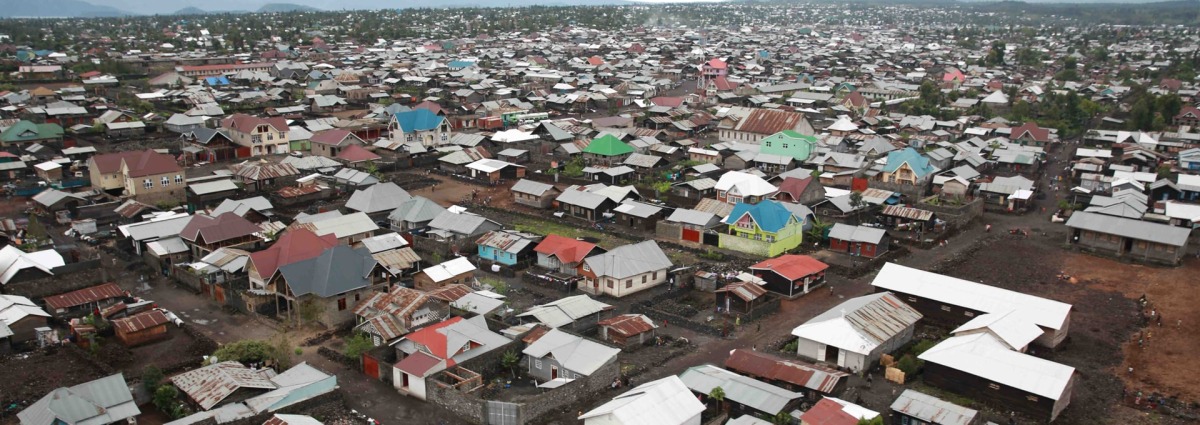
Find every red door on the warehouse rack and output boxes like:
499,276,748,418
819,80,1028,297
682,228,701,243
362,353,380,380
214,286,226,303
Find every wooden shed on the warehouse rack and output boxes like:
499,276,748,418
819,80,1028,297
112,310,171,346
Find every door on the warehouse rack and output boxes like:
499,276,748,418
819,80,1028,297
825,345,840,365
363,353,381,380
837,349,847,367
682,228,701,243
551,365,559,380
401,371,409,388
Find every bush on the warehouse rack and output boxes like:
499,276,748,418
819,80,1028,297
142,366,164,393
152,385,179,413
343,333,374,358
911,339,938,357
781,339,799,353
896,354,922,376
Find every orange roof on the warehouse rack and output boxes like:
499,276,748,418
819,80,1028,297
91,150,181,177
405,316,464,361
336,144,381,163
533,234,598,264
750,255,828,281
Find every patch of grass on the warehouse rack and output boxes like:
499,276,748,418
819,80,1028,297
513,218,623,249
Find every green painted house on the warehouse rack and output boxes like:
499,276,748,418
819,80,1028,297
760,130,818,161
1,120,63,148
718,200,805,257
583,134,635,166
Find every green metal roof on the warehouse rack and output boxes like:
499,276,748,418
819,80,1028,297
1,120,64,144
583,134,634,156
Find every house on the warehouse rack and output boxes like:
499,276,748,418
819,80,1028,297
890,390,981,425
345,182,412,219
580,240,672,298
476,230,540,266
465,158,526,183
413,257,477,291
247,228,339,305
578,376,705,425
167,362,335,421
596,314,657,349
748,254,829,298
583,134,635,166
1174,106,1200,127
0,245,65,286
678,365,803,417
791,293,921,371
18,374,140,425
391,316,508,400
517,294,614,331
180,212,263,259
0,120,63,148
276,245,386,326
264,415,324,425
1065,211,1190,266
714,279,772,316
533,234,604,276
719,109,815,144
612,200,664,231
827,223,890,258
167,361,275,410
388,196,447,232
761,130,819,161
354,286,453,346
720,200,806,257
555,186,620,221
426,211,503,241
0,295,50,344
919,332,1077,422
800,397,880,425
87,150,186,205
293,211,379,245
391,109,452,147
222,114,291,156
723,349,849,400
716,171,778,205
309,129,365,157
878,147,936,187
43,282,125,318
871,262,1073,349
512,179,562,209
1010,122,1052,147
1179,148,1200,171
211,196,275,223
523,328,620,381
773,177,825,205
111,310,171,346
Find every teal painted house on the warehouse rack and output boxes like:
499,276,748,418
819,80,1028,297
879,147,936,186
476,230,541,266
760,130,818,161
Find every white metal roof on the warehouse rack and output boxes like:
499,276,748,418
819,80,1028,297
791,293,921,356
522,328,619,376
578,375,704,425
951,311,1044,351
872,263,1072,331
919,333,1076,400
0,246,64,285
422,257,476,282
678,365,801,415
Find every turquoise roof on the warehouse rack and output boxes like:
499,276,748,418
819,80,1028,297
883,147,935,179
393,109,444,132
722,200,795,233
448,60,476,69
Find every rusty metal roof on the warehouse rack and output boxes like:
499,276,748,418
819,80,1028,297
715,280,768,302
724,349,848,394
169,361,277,410
112,310,169,334
231,161,299,181
880,205,934,221
597,314,657,337
792,293,922,356
733,109,810,136
371,247,421,274
44,282,124,310
275,185,323,199
427,284,473,303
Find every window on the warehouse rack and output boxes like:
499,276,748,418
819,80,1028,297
1026,395,1039,402
337,298,347,311
625,280,632,288
143,179,152,189
535,359,542,369
175,175,183,184
766,235,775,243
162,176,170,186
988,383,1001,390
908,297,917,302
642,275,647,284
441,133,449,141
652,271,658,280
252,135,262,144
941,305,951,312
964,311,975,317
355,293,361,301
782,143,789,149
607,279,614,288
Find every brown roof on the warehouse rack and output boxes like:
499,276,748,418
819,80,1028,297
724,348,848,394
1010,122,1050,142
520,324,552,344
222,113,288,134
180,212,261,244
309,129,358,146
734,109,810,136
44,282,124,310
249,228,338,280
775,177,815,203
427,284,473,303
336,144,381,163
597,314,656,337
91,150,182,177
112,310,170,334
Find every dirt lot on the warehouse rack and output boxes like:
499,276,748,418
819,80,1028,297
89,326,216,380
0,348,111,424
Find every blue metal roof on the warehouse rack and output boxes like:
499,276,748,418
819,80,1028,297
883,147,935,179
723,200,795,233
393,109,444,132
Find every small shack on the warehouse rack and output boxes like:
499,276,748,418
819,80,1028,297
112,310,171,346
596,314,658,349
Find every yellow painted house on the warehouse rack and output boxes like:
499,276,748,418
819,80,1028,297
719,200,806,257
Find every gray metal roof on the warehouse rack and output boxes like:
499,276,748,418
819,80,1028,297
345,182,412,214
583,240,671,279
678,365,801,415
429,211,500,237
666,208,718,227
890,390,978,425
827,223,886,244
512,179,556,197
1066,211,1190,246
279,245,376,298
18,373,140,425
517,295,612,328
522,328,620,376
555,188,610,209
387,196,447,224
613,200,662,218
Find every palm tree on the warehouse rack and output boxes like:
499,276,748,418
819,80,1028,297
708,386,727,412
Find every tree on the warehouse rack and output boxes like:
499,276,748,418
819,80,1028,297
152,385,179,414
212,339,292,367
142,366,164,393
849,191,866,225
500,349,521,378
651,180,671,198
708,386,726,411
857,417,885,425
344,333,374,359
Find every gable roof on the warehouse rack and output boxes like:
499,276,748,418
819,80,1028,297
180,212,261,245
533,234,599,264
309,129,361,146
583,240,671,279
872,263,1072,331
279,245,376,298
827,223,886,244
517,295,613,328
882,147,935,179
733,109,812,136
250,229,338,282
722,200,797,233
0,245,64,285
715,171,777,197
792,293,922,355
919,333,1076,400
724,349,848,394
393,109,445,132
222,114,287,134
1010,122,1050,142
889,390,979,425
1066,211,1190,247
17,374,139,425
677,365,802,415
578,376,704,425
396,316,508,376
523,328,620,376
43,282,124,310
169,361,277,410
750,254,829,281
90,150,181,177
345,182,412,215
801,397,878,425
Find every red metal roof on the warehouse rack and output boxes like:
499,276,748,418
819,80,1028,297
335,144,381,163
734,109,808,136
750,255,828,281
800,398,858,425
404,317,464,361
1011,122,1050,142
776,177,815,203
250,228,338,280
724,349,847,394
112,310,169,334
597,314,656,337
394,350,443,377
533,234,598,264
44,282,124,310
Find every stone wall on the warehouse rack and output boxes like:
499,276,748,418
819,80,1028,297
426,338,526,424
917,195,984,227
516,360,620,423
411,235,477,258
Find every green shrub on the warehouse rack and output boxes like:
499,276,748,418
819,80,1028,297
781,339,799,353
911,339,938,357
897,354,922,376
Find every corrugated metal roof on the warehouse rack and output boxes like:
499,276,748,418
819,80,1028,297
170,362,278,410
890,390,979,425
678,365,802,415
518,295,612,328
44,282,125,310
112,310,169,334
597,314,657,337
880,205,934,221
791,293,922,356
724,349,848,394
715,280,768,302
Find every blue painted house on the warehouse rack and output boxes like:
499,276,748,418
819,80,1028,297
476,230,542,266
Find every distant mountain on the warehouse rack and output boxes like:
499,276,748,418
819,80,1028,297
257,3,320,12
0,0,129,17
172,6,209,14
